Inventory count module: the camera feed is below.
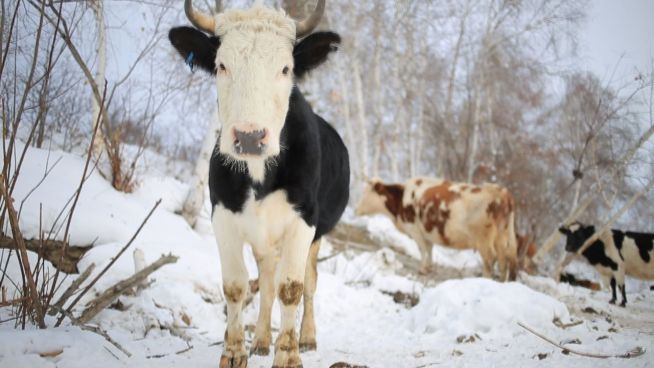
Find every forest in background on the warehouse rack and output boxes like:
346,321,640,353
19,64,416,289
3,0,654,260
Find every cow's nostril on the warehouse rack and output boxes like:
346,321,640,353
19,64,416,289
233,128,266,155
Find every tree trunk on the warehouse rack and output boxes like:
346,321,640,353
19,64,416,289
352,55,368,178
181,110,221,227
90,0,106,157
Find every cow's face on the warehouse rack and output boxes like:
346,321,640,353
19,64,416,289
213,8,295,161
169,1,339,173
355,181,389,217
558,222,595,252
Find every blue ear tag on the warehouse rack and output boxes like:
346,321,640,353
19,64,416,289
185,52,195,72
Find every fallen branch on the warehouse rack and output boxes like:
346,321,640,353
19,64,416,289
55,199,161,327
48,263,96,316
77,253,178,325
518,322,645,359
0,236,91,274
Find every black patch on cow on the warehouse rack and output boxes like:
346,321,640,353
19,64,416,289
624,231,654,263
560,224,619,271
612,230,625,260
581,241,619,271
208,87,350,242
169,26,221,74
293,32,340,80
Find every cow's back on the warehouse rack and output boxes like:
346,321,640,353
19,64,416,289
412,180,512,249
314,114,349,240
618,231,654,279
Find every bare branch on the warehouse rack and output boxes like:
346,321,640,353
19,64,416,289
77,253,177,325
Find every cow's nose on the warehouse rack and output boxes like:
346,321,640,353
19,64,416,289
233,128,267,155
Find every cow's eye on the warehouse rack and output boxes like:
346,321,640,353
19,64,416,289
282,66,290,76
219,63,226,72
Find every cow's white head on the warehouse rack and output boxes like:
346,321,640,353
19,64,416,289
169,0,339,179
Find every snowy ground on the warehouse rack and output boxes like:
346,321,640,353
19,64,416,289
1,143,653,368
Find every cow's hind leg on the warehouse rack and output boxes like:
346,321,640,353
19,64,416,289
478,243,495,278
251,253,277,356
609,277,617,304
617,270,627,307
300,239,321,352
273,220,315,368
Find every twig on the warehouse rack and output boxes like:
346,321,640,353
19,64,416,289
80,324,131,358
48,263,95,316
518,322,645,359
76,253,178,325
55,199,162,327
0,175,45,328
176,342,194,355
553,318,584,329
46,79,109,313
103,346,120,361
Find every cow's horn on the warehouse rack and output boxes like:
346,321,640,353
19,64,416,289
185,0,216,34
295,0,325,38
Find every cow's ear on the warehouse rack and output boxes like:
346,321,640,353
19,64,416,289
293,32,340,79
558,227,569,235
169,27,220,74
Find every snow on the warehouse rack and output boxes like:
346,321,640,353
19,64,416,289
410,278,571,338
2,143,653,367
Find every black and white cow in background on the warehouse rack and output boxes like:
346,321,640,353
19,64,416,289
169,1,349,367
559,222,654,307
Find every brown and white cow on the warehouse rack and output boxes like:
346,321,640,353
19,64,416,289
356,177,518,280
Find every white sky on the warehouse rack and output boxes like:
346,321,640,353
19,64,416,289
579,0,654,85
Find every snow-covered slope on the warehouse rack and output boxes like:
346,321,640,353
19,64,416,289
1,144,652,367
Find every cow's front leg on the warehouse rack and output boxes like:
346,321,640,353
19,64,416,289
251,253,276,356
299,239,321,351
273,220,315,368
214,214,248,368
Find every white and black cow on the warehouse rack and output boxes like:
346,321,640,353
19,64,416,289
169,1,349,367
559,222,654,307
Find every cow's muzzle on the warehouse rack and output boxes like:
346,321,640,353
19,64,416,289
233,128,267,156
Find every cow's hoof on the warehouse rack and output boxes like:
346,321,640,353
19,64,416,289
620,301,627,308
272,363,303,368
418,266,431,275
272,351,303,368
219,353,247,368
299,341,317,352
609,299,616,305
250,344,270,356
